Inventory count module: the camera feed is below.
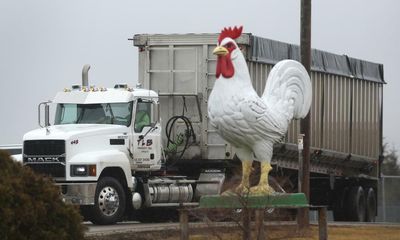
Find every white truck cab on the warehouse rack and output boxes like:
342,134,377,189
22,66,224,225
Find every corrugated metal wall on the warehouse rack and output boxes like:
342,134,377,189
320,74,352,153
247,61,382,159
351,79,381,157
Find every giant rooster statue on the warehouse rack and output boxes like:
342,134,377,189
208,26,312,195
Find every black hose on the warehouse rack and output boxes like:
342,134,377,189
165,115,196,161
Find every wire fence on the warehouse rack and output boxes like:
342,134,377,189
377,175,400,222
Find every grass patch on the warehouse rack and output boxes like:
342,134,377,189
86,224,400,240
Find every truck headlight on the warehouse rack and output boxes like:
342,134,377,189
70,165,96,177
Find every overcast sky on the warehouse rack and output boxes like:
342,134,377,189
1,0,399,153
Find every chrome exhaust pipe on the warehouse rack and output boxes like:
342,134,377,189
82,64,91,87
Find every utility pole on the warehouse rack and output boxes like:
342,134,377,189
298,0,311,230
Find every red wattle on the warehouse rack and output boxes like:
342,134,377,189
216,54,234,79
216,58,221,78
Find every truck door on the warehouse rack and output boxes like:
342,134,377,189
131,99,162,171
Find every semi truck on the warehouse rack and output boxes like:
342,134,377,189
22,32,385,224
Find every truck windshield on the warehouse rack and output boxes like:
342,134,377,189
54,102,133,126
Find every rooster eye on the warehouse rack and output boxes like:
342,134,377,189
226,43,233,48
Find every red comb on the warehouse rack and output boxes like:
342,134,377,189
218,26,243,44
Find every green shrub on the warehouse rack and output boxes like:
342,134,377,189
0,150,86,240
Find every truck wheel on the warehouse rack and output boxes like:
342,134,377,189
90,177,126,225
365,188,377,222
346,186,366,222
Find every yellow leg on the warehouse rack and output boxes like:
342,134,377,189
250,162,274,195
235,160,252,194
222,160,252,195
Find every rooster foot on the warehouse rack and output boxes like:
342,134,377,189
249,184,275,195
221,189,236,196
235,183,251,195
221,160,252,196
221,183,251,196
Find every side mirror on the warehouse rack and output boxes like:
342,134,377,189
153,101,160,125
45,104,50,127
38,101,52,128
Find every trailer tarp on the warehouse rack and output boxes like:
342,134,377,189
250,35,385,83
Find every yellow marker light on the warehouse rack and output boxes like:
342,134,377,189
89,165,97,176
89,85,98,92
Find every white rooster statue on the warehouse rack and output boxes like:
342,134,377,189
208,26,312,195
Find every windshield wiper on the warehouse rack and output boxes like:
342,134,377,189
137,123,157,143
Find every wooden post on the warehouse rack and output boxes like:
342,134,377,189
242,208,251,240
299,0,312,230
255,209,265,240
179,209,189,240
318,207,328,240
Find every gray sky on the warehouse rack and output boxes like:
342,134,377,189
1,0,399,153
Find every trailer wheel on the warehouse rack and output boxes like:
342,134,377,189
346,186,366,222
365,188,377,222
90,177,126,225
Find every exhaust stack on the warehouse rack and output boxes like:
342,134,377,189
82,64,91,87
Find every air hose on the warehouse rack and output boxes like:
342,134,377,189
164,115,196,160
164,132,184,153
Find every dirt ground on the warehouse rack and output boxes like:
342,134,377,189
86,224,400,240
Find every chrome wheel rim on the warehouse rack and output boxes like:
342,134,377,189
98,186,120,216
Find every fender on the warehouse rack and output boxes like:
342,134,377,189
68,150,133,188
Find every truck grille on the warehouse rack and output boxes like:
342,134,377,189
23,140,66,178
26,163,66,178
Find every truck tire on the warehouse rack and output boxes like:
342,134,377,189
365,188,377,222
346,186,366,222
90,177,126,225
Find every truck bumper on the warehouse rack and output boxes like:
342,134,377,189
57,182,97,205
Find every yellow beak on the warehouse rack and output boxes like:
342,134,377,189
213,46,228,56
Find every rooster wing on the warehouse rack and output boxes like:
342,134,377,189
210,94,287,151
